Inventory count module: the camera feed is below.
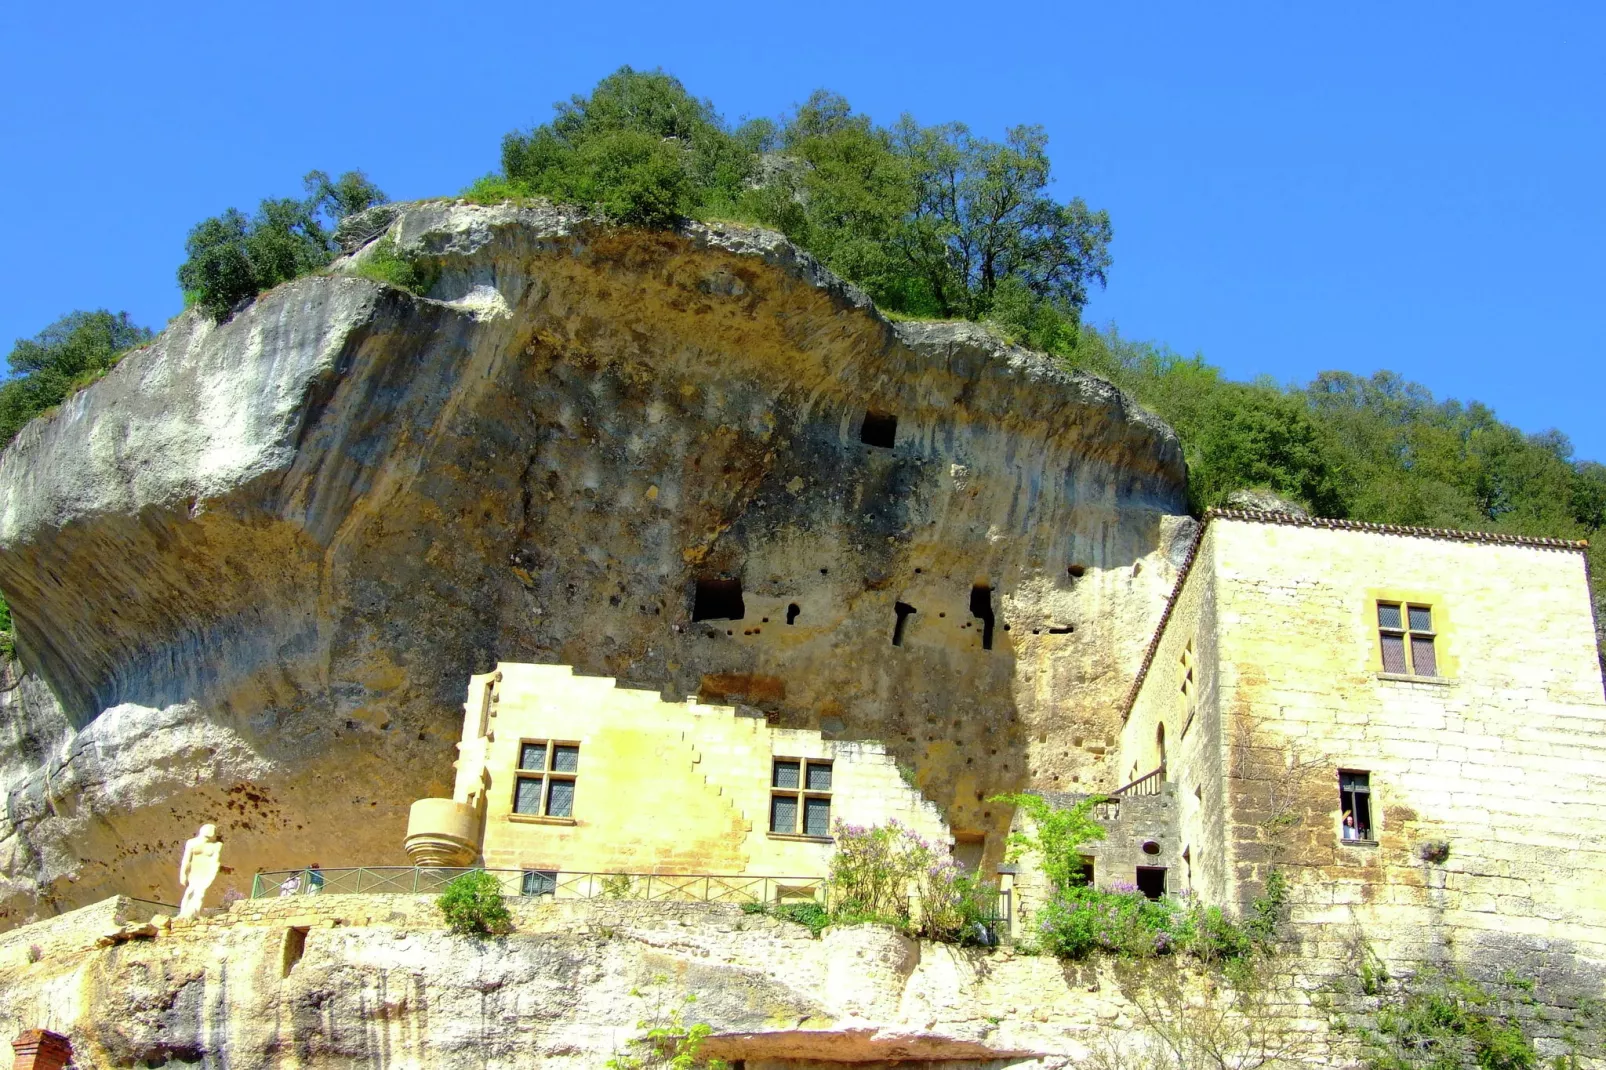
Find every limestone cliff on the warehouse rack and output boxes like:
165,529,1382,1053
0,202,1189,922
0,895,1342,1069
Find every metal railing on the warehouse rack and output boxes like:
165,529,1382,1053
1113,765,1166,798
986,888,1012,926
248,867,826,904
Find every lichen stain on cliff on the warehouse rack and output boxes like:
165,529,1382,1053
0,202,1188,921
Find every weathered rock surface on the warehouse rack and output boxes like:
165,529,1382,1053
0,202,1188,922
0,895,1348,1069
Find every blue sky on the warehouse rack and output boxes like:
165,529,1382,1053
3,2,1602,460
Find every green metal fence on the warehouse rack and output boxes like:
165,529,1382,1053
248,867,827,904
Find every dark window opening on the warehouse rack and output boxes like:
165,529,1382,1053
892,601,917,646
860,410,897,448
522,870,558,897
281,926,309,976
786,603,801,625
770,758,832,836
1340,770,1373,841
515,740,579,817
693,578,745,621
1079,857,1096,887
969,585,996,650
1378,601,1437,676
1136,866,1167,900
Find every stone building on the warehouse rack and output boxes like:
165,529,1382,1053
404,662,949,892
1089,508,1606,979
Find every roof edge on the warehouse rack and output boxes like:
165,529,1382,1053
1206,508,1588,551
1118,509,1589,723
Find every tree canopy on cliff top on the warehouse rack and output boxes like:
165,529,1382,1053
490,67,1112,327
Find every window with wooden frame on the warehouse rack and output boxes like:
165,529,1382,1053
1178,639,1197,738
770,758,832,837
514,741,579,818
1339,770,1374,843
1377,602,1438,677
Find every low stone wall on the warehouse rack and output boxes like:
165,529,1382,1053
0,896,1594,1069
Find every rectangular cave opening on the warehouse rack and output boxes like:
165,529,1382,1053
281,926,310,976
693,578,745,622
892,601,917,646
1136,866,1167,901
860,410,897,449
969,584,995,650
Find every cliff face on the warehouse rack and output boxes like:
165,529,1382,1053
0,202,1188,920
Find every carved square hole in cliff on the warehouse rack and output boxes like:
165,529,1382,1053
860,410,897,448
969,585,996,650
892,602,917,646
281,926,309,977
692,578,745,622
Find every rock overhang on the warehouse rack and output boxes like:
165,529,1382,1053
0,200,1191,921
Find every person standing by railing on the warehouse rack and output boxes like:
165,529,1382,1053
305,863,325,895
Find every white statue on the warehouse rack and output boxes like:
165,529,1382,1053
177,824,222,918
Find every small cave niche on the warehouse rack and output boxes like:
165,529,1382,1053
1067,563,1087,579
281,926,309,977
860,410,897,449
892,601,917,646
692,578,745,622
969,584,996,651
786,603,801,625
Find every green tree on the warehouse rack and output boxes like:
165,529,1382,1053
1185,383,1348,516
178,170,387,321
744,95,1113,323
891,118,1112,321
0,310,153,445
500,66,757,227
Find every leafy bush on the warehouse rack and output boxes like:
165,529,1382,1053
352,237,433,295
827,819,928,927
1033,882,1279,966
772,901,830,936
0,309,153,446
606,988,728,1070
826,820,998,943
179,170,386,321
1359,969,1545,1070
436,870,513,936
1035,881,1188,959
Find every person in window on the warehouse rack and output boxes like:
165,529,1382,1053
305,863,325,895
1342,811,1358,841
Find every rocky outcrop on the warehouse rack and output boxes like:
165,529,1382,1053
0,895,1340,1069
0,202,1188,922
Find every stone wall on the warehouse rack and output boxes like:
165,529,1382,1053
1123,514,1606,1020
